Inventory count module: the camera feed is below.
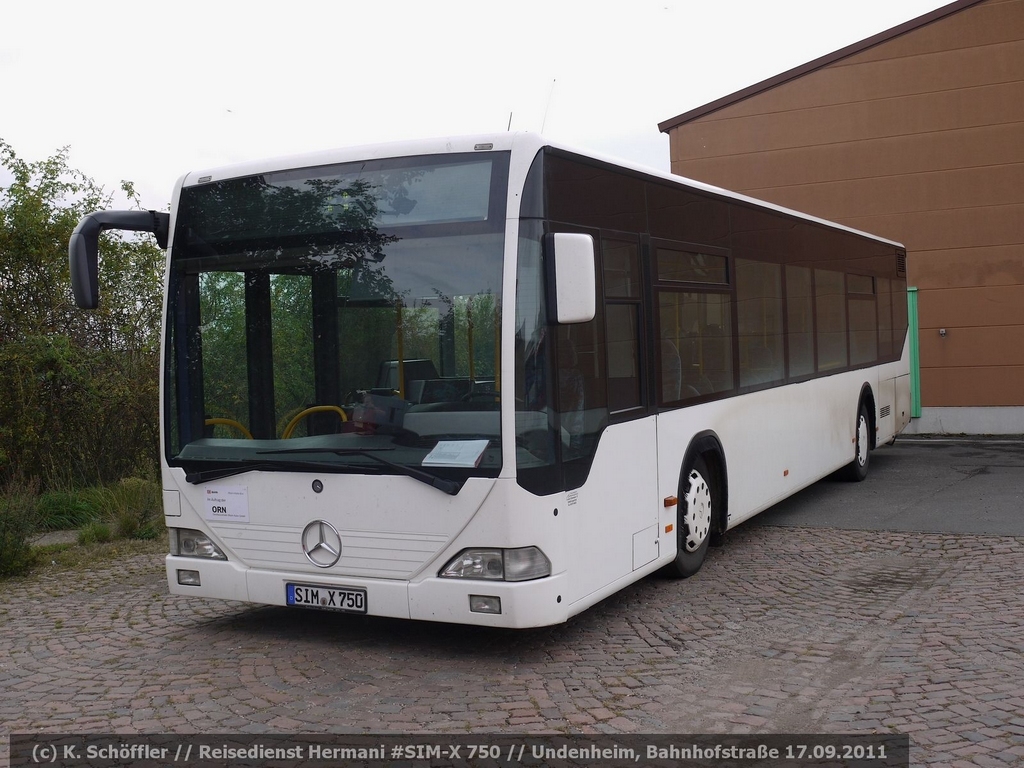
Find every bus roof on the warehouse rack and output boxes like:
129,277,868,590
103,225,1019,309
178,132,905,251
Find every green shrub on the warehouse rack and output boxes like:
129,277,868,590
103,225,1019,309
36,490,102,530
0,478,40,578
0,338,161,490
101,477,162,540
1,143,164,492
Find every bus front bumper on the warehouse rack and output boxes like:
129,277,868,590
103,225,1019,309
166,556,570,628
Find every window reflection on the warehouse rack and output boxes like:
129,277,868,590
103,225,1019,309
815,269,848,371
736,259,784,387
658,292,733,402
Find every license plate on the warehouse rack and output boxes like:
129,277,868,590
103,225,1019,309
287,583,367,614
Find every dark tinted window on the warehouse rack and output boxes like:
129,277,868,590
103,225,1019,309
849,297,878,366
877,277,894,358
605,304,641,412
603,239,640,298
815,269,848,371
786,265,815,378
658,291,733,401
656,247,728,284
736,259,784,387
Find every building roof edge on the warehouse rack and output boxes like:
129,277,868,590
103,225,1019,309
658,0,990,133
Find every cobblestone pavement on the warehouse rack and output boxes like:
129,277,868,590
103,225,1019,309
3,521,1024,767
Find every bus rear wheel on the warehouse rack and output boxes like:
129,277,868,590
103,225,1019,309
667,455,713,578
844,402,871,482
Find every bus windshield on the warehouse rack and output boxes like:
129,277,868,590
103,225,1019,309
164,152,509,487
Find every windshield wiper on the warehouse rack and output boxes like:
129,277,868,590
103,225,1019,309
258,447,461,495
184,458,379,485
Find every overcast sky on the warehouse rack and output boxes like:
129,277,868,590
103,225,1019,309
3,0,946,211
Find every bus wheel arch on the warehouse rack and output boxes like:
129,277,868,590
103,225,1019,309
665,432,728,579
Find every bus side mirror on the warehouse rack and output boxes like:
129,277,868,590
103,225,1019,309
68,210,170,309
546,232,596,324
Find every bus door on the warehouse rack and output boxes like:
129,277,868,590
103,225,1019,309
564,234,661,602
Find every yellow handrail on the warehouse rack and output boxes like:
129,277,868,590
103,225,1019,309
282,405,347,439
204,418,254,440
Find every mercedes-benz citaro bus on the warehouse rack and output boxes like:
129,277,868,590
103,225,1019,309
69,133,910,628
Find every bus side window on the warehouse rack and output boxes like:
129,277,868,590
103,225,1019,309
736,258,784,387
661,338,682,402
658,295,721,403
786,265,815,378
815,269,848,371
602,237,643,414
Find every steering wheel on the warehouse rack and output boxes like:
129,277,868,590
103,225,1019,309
204,418,254,440
282,405,348,439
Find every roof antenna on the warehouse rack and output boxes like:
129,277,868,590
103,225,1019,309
541,79,557,134
507,112,513,131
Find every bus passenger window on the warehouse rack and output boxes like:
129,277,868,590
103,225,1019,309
605,304,641,412
877,277,894,358
657,291,731,401
815,269,848,371
786,265,815,378
602,238,643,414
661,338,683,402
848,275,878,366
736,259,784,387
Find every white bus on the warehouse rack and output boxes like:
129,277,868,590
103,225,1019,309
70,133,910,628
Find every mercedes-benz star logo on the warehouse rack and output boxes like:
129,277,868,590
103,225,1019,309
301,520,342,568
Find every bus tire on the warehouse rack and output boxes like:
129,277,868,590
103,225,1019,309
844,401,871,482
667,454,714,578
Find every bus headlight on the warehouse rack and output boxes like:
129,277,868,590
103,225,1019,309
439,547,551,582
504,547,552,581
169,528,227,560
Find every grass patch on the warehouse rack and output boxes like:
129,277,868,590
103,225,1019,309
30,538,166,575
78,521,113,545
101,478,162,540
35,488,104,530
1,476,165,581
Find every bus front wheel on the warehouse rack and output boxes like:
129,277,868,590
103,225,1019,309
667,454,714,578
